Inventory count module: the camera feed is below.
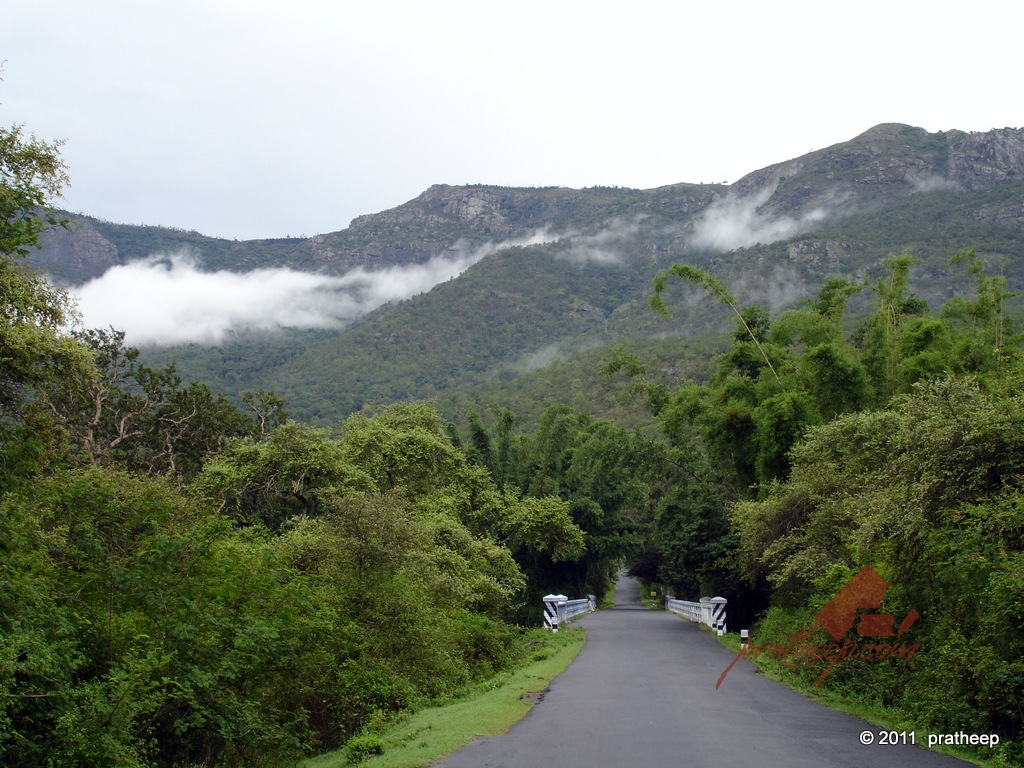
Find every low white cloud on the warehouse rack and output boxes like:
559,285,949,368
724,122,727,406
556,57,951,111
909,174,958,193
515,342,566,373
71,231,557,346
512,336,606,374
690,186,828,251
559,218,641,264
730,265,810,314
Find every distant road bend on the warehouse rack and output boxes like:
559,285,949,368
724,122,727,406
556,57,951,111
435,576,972,768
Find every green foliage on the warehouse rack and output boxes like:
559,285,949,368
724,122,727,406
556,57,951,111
0,127,95,488
0,259,91,485
505,495,585,563
303,626,587,768
942,248,1016,374
43,327,263,479
274,489,522,742
654,272,868,494
346,733,385,764
340,403,468,496
240,388,288,438
635,255,1024,639
855,254,925,399
0,123,69,257
645,256,1022,499
797,342,870,420
2,401,563,765
0,467,311,766
652,263,782,384
752,390,817,482
460,404,694,618
0,257,86,414
196,420,372,528
731,375,1024,758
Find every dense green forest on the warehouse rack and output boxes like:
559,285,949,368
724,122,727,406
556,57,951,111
4,121,1024,766
128,173,1024,429
0,125,642,765
37,126,1024,431
617,256,1024,764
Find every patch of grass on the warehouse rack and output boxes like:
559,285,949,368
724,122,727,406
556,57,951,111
707,630,998,767
597,580,617,610
302,627,586,768
636,579,664,610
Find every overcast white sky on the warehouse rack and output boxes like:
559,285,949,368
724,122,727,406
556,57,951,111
3,0,1022,241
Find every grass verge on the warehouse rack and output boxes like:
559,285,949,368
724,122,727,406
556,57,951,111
598,580,617,610
707,628,999,767
303,626,587,768
635,578,663,610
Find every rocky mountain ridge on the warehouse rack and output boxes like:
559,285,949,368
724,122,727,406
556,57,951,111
57,121,1024,425
32,123,1024,286
729,123,1024,222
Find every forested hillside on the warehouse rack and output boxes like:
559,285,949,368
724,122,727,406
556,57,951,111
7,120,1024,766
33,123,1024,427
0,126,598,764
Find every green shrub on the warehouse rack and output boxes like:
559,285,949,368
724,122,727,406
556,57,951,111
346,734,385,764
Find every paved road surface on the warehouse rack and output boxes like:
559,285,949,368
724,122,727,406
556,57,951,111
435,576,972,768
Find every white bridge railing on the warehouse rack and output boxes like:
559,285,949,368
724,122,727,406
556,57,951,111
543,594,597,632
665,595,727,635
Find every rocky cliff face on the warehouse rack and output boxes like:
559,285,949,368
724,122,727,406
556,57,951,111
31,218,120,284
947,127,1024,189
350,185,515,234
708,124,1024,236
26,123,1024,284
305,184,644,273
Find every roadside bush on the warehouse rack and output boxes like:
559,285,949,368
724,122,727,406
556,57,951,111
346,734,385,764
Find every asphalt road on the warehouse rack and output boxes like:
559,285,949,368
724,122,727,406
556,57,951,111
434,575,974,768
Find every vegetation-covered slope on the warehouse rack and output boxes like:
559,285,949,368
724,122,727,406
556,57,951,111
117,125,1022,425
8,118,1024,766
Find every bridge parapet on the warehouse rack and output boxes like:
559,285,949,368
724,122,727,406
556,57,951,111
543,594,597,632
665,595,727,635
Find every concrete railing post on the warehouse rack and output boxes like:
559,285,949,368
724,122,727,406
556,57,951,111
699,596,712,627
543,593,567,632
710,596,727,635
543,593,595,630
665,595,729,635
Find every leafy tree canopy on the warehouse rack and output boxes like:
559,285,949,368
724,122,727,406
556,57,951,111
0,123,68,257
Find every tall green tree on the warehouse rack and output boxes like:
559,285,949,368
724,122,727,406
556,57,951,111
730,374,1024,759
942,248,1015,372
0,123,68,257
855,254,930,398
651,263,782,384
506,406,654,601
44,328,264,479
0,123,93,487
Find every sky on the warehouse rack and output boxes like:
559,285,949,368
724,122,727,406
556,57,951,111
5,0,1022,243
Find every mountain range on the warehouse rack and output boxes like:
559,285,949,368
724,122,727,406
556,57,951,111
31,123,1024,426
